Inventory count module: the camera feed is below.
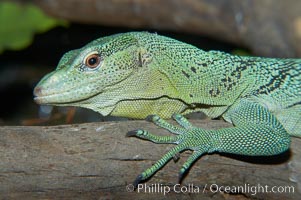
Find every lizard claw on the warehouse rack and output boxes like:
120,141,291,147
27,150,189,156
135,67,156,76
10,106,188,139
126,130,139,137
133,173,144,188
145,114,159,122
178,167,188,183
173,152,181,162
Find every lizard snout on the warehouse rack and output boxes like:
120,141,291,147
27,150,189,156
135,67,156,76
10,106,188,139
33,86,44,104
33,86,42,96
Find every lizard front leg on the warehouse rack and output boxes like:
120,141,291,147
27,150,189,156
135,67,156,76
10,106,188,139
127,114,216,186
128,99,291,186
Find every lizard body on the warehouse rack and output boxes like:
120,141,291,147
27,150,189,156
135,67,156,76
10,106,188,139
34,32,301,184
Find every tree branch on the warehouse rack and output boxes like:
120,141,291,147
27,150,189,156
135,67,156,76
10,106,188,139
30,0,301,57
0,119,300,199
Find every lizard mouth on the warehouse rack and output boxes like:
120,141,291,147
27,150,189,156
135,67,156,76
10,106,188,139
33,72,106,105
33,85,94,105
33,83,124,117
33,86,48,104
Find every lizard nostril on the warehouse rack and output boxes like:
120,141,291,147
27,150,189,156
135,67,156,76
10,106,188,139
33,86,42,96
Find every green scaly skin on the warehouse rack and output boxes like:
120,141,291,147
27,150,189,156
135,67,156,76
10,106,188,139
33,32,301,186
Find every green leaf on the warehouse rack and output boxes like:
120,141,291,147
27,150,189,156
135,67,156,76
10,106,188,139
0,2,67,53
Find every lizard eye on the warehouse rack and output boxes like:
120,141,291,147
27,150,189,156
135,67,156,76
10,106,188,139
84,51,102,69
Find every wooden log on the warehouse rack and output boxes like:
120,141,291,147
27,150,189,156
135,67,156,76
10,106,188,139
31,0,301,58
0,119,300,199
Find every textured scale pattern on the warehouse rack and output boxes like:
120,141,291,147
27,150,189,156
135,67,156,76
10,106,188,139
33,32,301,185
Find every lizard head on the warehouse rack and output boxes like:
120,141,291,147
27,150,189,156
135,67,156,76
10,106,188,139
34,33,142,113
34,32,188,118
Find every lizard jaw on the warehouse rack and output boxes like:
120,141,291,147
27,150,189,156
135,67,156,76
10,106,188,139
33,86,46,104
33,85,90,105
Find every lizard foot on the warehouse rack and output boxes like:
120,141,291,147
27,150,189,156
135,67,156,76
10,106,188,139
146,114,193,134
127,114,215,187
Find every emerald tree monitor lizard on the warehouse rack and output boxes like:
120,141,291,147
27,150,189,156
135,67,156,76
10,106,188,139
33,32,301,186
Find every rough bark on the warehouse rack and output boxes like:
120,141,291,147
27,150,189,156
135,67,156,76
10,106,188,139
0,119,300,199
30,0,301,58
